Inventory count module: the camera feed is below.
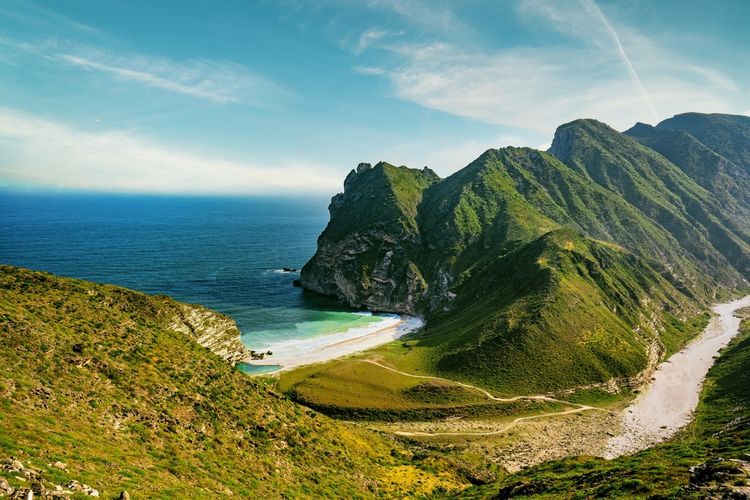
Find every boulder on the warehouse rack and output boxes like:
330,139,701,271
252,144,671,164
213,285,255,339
30,481,44,496
9,488,32,499
0,477,13,495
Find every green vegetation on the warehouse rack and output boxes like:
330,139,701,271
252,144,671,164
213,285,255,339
461,315,750,498
297,113,749,411
278,358,569,421
5,112,750,497
0,265,472,497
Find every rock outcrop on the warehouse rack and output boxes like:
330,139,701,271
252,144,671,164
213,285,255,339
169,304,250,365
301,161,438,314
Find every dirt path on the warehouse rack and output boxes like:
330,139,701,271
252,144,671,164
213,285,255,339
604,294,750,459
360,359,607,438
390,406,603,437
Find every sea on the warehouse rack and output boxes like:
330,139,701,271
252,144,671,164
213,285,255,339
0,192,395,373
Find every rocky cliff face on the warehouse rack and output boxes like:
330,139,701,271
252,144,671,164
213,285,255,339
169,303,251,365
301,161,438,314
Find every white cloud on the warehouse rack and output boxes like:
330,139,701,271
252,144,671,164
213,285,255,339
0,36,284,106
353,28,390,54
365,0,468,36
0,108,340,194
353,66,386,75
356,0,746,134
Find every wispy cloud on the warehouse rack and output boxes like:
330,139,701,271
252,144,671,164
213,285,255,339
364,0,469,37
0,36,284,106
353,66,387,75
351,28,393,54
355,0,744,133
55,52,282,105
0,108,339,194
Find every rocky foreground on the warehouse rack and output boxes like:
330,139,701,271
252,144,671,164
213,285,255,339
0,456,112,498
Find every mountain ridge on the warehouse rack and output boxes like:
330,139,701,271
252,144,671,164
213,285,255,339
299,112,749,394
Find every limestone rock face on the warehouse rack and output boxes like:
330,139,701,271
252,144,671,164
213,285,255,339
301,162,437,315
169,304,251,365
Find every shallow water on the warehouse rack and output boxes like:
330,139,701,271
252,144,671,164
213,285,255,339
0,192,387,351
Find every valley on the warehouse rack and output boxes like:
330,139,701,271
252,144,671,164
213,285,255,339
3,111,750,498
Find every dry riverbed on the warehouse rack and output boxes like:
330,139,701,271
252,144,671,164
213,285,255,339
604,294,750,458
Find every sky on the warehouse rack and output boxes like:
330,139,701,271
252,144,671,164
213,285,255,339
0,0,748,195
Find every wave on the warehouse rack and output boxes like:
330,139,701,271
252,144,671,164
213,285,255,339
267,268,301,274
247,313,424,370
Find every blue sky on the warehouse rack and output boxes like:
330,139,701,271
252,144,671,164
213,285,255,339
1,0,748,194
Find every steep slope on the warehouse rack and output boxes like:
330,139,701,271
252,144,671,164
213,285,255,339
302,161,439,314
550,118,750,289
625,117,750,223
0,265,464,497
418,147,710,301
657,112,750,173
420,229,694,394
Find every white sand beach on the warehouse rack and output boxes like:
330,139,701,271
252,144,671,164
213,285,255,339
604,294,750,458
244,315,424,373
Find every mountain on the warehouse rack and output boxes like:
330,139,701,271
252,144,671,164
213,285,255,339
550,118,750,289
625,113,750,227
655,112,750,174
300,115,750,394
0,265,468,497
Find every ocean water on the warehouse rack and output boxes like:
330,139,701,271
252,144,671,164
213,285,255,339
0,192,391,370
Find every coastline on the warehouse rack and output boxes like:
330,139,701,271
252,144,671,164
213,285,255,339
603,294,750,458
243,315,424,373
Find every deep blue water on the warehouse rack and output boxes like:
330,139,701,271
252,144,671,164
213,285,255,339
0,192,383,357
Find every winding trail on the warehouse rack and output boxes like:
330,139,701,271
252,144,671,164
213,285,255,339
390,407,600,438
360,359,607,438
604,294,750,458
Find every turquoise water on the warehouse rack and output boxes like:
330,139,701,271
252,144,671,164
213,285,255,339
0,192,386,351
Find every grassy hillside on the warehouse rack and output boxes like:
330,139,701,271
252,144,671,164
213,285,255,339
283,229,705,408
550,118,750,290
657,112,750,174
0,265,470,498
625,119,750,233
461,313,750,499
422,229,699,394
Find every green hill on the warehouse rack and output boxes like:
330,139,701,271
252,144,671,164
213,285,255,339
656,112,750,174
0,265,469,498
298,117,750,397
625,117,750,230
550,118,750,288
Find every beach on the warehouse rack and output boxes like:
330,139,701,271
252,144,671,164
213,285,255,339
243,315,424,372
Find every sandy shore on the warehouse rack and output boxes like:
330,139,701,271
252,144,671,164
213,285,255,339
243,315,424,373
603,294,750,459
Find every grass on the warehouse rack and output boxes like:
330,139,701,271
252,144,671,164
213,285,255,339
459,315,750,498
0,265,475,497
278,357,569,422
